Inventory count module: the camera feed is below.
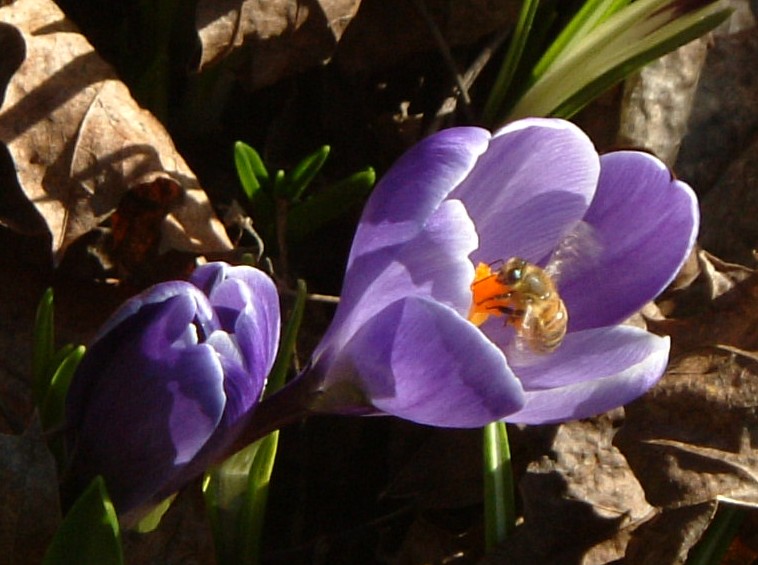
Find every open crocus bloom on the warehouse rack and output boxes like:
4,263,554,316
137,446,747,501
301,118,698,428
64,263,280,520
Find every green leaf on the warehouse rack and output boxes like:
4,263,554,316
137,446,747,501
43,476,123,565
271,169,287,200
481,0,541,125
204,280,306,564
507,0,730,122
686,503,746,565
234,141,269,201
530,0,629,81
483,421,515,550
134,493,177,533
40,345,85,431
266,278,307,396
282,145,331,202
286,167,376,242
548,10,729,119
204,433,280,565
33,288,55,406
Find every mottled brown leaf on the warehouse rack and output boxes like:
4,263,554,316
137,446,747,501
625,502,718,565
484,415,655,564
0,419,60,565
195,0,362,89
611,255,758,562
0,0,232,263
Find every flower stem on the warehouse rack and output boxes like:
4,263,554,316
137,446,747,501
483,421,516,551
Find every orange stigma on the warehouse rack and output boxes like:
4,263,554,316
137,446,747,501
469,262,511,326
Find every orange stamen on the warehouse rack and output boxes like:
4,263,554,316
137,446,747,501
469,262,512,326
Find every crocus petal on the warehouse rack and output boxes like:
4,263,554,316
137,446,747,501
504,326,670,424
560,151,699,331
451,118,600,265
92,281,218,343
66,295,226,512
325,199,478,353
335,296,525,427
203,276,281,376
347,127,490,266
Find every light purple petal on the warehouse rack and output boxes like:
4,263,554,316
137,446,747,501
504,326,670,424
336,296,525,427
203,273,281,374
314,199,477,363
560,152,699,331
347,127,490,267
451,118,600,266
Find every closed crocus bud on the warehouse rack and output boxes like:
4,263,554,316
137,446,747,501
63,263,280,523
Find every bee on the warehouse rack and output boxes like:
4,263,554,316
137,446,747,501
470,258,567,354
469,222,599,354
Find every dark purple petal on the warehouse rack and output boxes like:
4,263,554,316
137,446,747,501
92,281,217,343
66,295,226,513
451,118,600,266
347,127,489,268
559,151,699,331
504,326,670,424
333,296,524,427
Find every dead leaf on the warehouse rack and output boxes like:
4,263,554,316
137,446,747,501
0,419,60,564
0,0,232,264
612,257,758,562
485,415,654,564
624,502,718,565
195,0,362,89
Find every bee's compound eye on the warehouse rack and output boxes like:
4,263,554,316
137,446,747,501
505,266,522,284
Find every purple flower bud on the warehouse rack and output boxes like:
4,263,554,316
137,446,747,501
293,118,698,427
64,263,280,521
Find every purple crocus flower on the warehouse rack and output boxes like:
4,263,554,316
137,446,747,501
64,263,280,521
293,118,697,428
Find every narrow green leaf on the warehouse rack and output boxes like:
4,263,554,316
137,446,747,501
686,503,746,565
237,431,279,565
234,142,269,201
481,0,541,125
548,10,730,119
530,0,628,81
282,145,331,202
483,421,515,551
40,345,85,431
33,288,55,406
271,169,287,200
204,280,307,564
266,278,308,396
286,168,376,242
134,494,177,533
507,0,729,121
43,476,123,565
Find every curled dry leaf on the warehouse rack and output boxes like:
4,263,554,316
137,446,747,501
0,0,232,264
612,253,758,563
195,0,362,89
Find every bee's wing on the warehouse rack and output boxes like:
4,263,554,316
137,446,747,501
544,221,603,283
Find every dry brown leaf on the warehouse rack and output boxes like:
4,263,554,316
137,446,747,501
195,0,362,89
0,419,60,565
612,255,758,562
484,415,655,564
0,0,232,264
